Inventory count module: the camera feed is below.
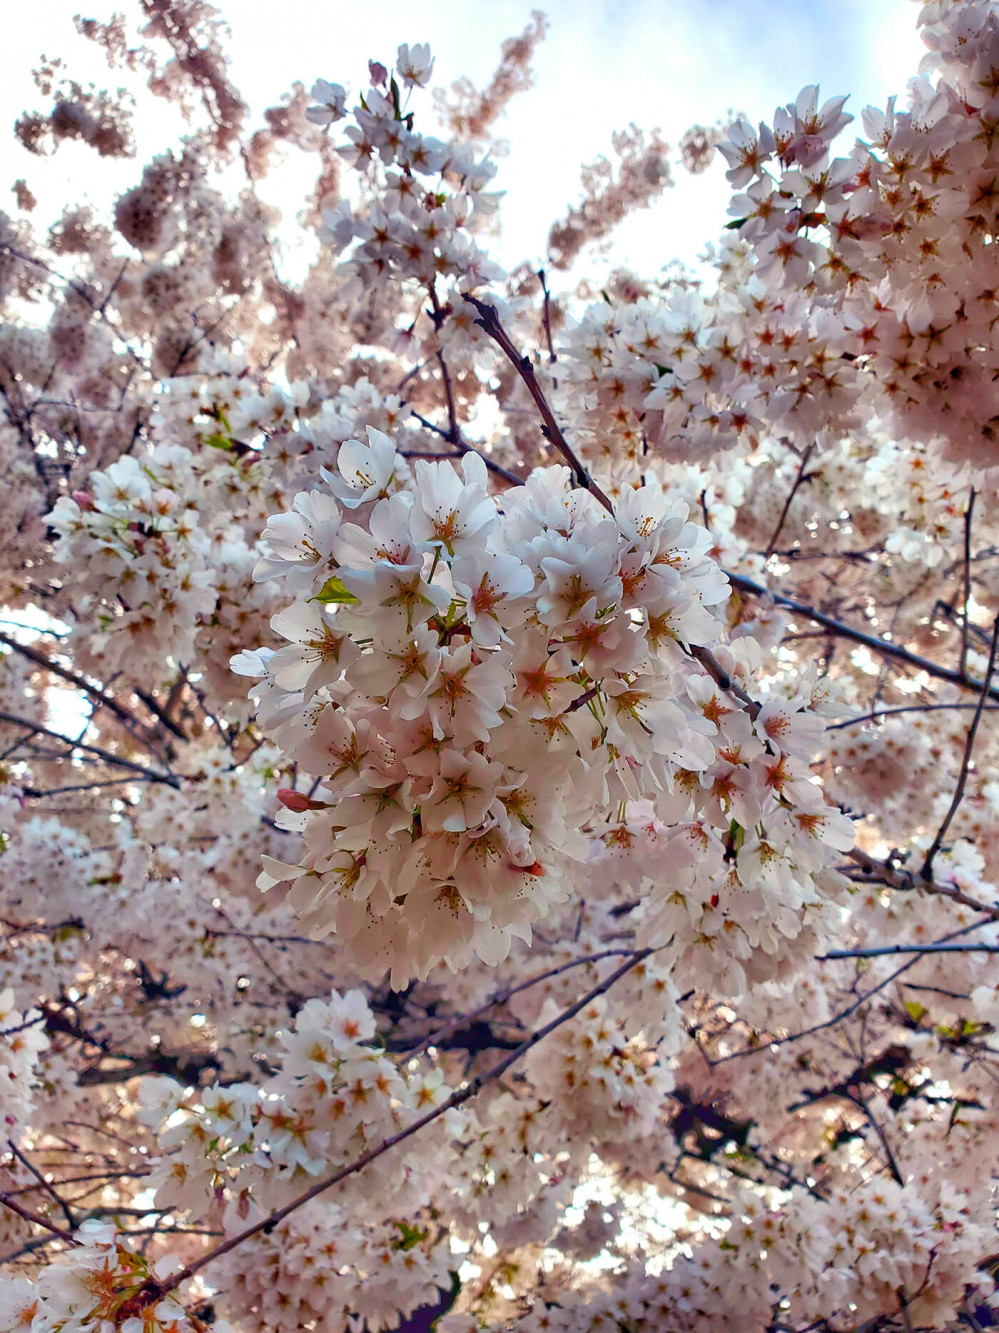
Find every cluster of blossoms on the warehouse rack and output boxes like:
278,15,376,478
47,450,217,677
0,991,46,1133
138,989,452,1217
0,1221,236,1333
219,1202,451,1333
136,989,454,1331
474,1178,998,1333
712,1,999,478
235,427,852,991
315,45,503,305
522,992,675,1148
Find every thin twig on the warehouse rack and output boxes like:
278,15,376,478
460,297,762,722
897,1287,915,1333
828,702,999,730
960,487,976,679
848,1091,904,1186
922,612,999,880
821,942,999,960
7,1140,76,1231
537,268,557,365
0,634,177,755
426,282,464,449
707,918,991,1065
0,711,180,788
764,445,814,561
401,431,521,487
405,947,648,1057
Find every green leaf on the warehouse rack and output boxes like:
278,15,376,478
204,432,235,452
314,576,359,606
392,1220,428,1251
724,217,748,230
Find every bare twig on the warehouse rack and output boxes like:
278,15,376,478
707,918,991,1065
821,942,999,960
828,702,999,731
537,268,557,365
847,1091,903,1185
0,711,180,789
405,947,649,1057
960,487,976,679
764,445,814,561
922,612,999,880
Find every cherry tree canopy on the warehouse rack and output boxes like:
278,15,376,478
2,2,999,1331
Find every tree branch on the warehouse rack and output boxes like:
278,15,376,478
462,293,614,511
152,948,654,1302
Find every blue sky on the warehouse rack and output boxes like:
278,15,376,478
5,1,925,283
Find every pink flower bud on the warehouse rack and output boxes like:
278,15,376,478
369,60,388,88
277,788,312,812
72,490,96,511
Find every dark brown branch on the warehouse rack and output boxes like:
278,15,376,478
462,293,614,511
0,1189,80,1247
0,633,153,742
7,1140,76,1231
0,710,180,788
846,847,999,923
730,571,999,704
